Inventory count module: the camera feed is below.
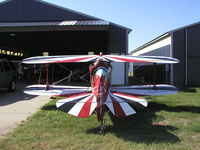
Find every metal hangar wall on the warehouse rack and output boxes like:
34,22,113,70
131,21,200,87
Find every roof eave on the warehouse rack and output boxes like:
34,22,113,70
167,21,200,33
0,25,109,32
131,32,170,54
110,22,132,33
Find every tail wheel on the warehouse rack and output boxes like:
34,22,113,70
8,80,16,92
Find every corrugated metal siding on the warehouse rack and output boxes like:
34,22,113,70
172,29,186,87
187,57,200,86
0,0,96,22
108,24,128,54
108,24,129,84
187,24,200,56
0,20,109,27
187,24,200,86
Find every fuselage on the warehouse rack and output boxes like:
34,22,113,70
90,63,111,121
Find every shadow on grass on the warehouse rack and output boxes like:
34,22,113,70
87,102,200,143
41,104,57,110
179,87,197,93
41,100,200,144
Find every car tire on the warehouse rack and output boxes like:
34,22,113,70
8,80,16,92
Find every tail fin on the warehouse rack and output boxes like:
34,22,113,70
105,92,148,118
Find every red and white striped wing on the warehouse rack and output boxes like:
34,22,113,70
103,55,179,63
22,55,100,64
111,84,178,96
106,92,147,118
23,55,179,64
56,92,97,118
24,84,91,96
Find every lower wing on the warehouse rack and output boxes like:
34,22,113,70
24,84,91,96
24,84,177,119
111,84,178,96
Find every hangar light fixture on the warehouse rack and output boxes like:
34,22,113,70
9,33,16,37
43,52,49,56
88,51,94,55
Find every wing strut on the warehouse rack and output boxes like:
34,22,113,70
45,64,49,91
153,63,156,89
38,67,42,84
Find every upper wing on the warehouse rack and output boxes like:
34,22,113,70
103,55,179,63
22,55,100,64
24,84,91,96
111,84,178,96
22,55,179,64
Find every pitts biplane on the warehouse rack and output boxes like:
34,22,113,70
23,54,179,131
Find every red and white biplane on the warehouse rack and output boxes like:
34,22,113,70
23,54,179,131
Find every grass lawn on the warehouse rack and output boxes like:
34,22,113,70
0,88,200,150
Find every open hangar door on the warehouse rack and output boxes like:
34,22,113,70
0,30,108,56
129,64,170,85
0,29,109,85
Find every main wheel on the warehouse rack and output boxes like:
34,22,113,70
8,80,16,92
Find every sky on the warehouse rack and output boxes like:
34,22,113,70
1,0,200,52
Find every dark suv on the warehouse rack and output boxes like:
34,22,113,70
0,59,18,92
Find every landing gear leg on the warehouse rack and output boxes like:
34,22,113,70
99,119,106,134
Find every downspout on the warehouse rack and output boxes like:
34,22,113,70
125,30,129,85
170,33,174,85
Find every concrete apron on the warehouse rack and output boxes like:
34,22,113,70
0,82,50,135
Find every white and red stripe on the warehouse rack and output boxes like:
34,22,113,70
106,93,136,117
56,91,148,119
56,92,92,107
23,55,99,64
56,92,97,118
112,92,148,107
23,55,179,64
24,84,91,96
111,84,178,96
105,92,148,118
103,55,179,63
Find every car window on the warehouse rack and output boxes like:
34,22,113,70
2,62,11,71
0,63,3,72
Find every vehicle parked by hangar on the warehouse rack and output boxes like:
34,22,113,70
0,59,18,92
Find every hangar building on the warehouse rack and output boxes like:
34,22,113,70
132,21,200,87
0,0,131,84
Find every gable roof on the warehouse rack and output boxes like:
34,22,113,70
168,21,200,33
0,0,99,22
0,0,132,32
131,21,200,54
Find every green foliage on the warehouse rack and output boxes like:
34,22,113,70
0,88,200,150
